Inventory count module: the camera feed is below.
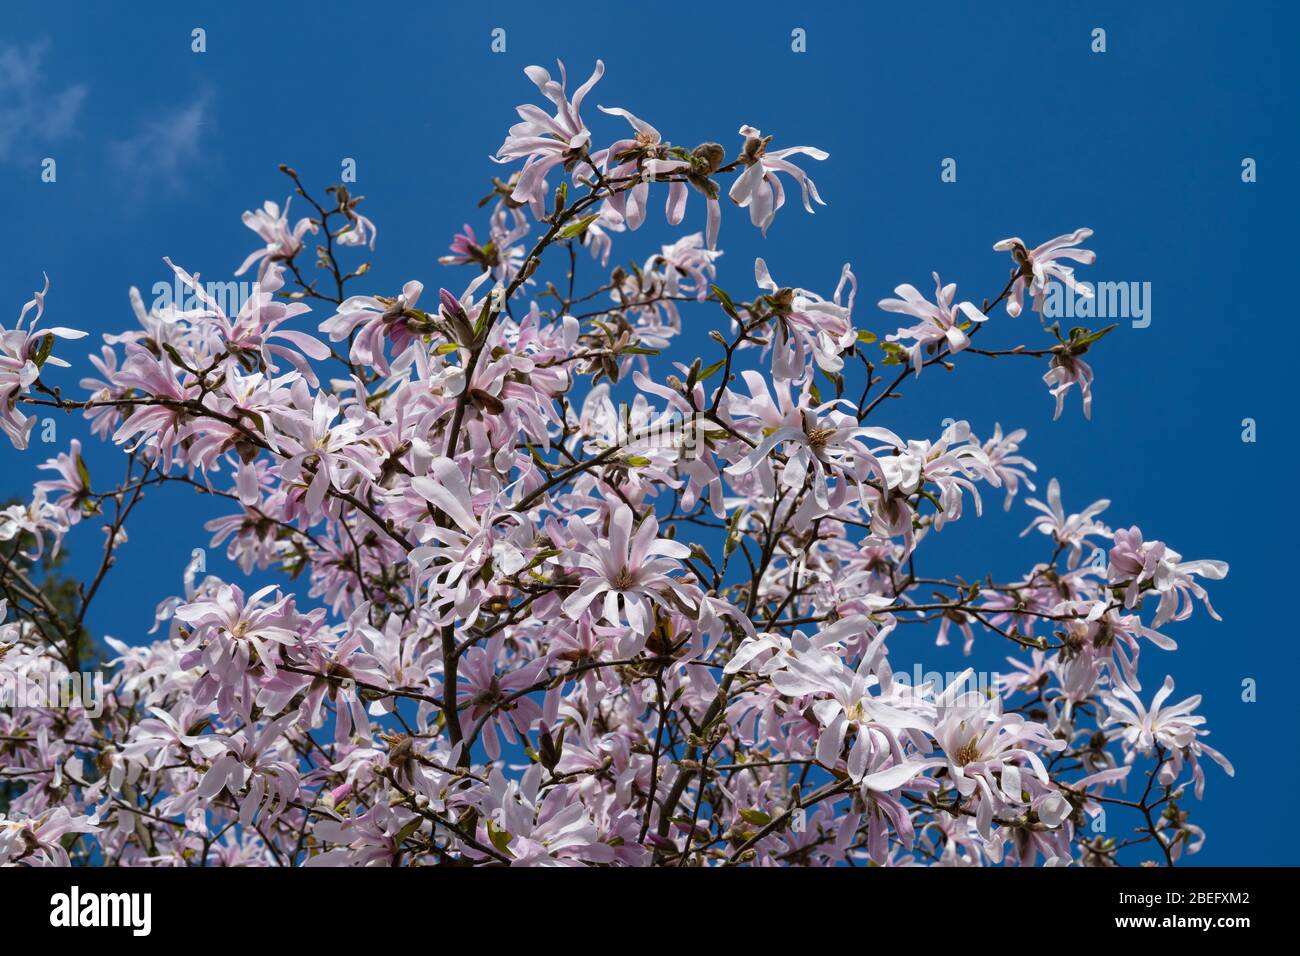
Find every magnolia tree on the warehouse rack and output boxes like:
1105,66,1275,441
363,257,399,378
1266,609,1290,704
0,60,1232,867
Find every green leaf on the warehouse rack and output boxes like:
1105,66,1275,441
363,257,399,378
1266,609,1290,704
738,809,771,826
487,820,513,853
710,284,741,321
394,817,424,844
856,329,877,344
557,213,600,239
524,547,561,572
434,342,461,356
33,332,56,369
723,507,743,556
879,341,907,365
698,358,726,381
1069,323,1118,350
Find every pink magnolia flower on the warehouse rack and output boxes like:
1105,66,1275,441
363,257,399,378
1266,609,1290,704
1103,675,1203,755
163,258,330,383
118,703,229,771
560,500,696,653
755,258,858,379
175,583,302,685
931,682,1067,839
109,346,202,472
993,228,1095,318
1102,675,1233,801
187,715,301,828
470,766,617,866
980,423,1037,510
880,272,989,377
235,197,318,278
272,387,379,516
767,635,935,787
34,439,91,525
318,279,429,376
724,377,889,514
1107,526,1228,627
1043,348,1096,420
1,275,86,449
0,489,69,559
456,634,547,761
728,125,828,235
1021,478,1111,567
0,807,98,866
495,60,605,213
593,106,689,231
407,456,526,623
438,213,529,283
335,208,377,250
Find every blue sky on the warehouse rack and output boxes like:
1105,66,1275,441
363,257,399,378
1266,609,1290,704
2,0,1295,864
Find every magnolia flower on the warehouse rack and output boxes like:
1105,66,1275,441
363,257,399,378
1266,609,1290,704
980,423,1037,510
560,501,695,653
728,125,828,235
768,635,935,786
1102,675,1235,800
439,212,529,283
580,203,625,265
594,106,689,231
335,209,377,249
33,439,91,525
932,682,1066,839
880,273,988,377
1,275,85,449
456,634,546,761
118,704,229,771
235,197,318,278
1043,348,1096,420
407,456,525,623
307,800,422,867
1103,675,1203,754
319,279,428,376
993,228,1096,317
0,489,68,559
1107,526,1228,627
164,257,330,383
175,583,301,682
273,388,378,516
495,60,605,211
471,766,617,866
1021,478,1111,567
0,808,98,866
724,380,889,513
189,715,301,829
865,420,997,531
755,258,857,379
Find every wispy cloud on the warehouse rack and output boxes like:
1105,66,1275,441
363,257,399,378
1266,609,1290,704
0,39,88,162
108,89,215,195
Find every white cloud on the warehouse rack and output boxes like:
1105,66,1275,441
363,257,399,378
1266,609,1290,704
0,39,88,162
108,89,215,194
